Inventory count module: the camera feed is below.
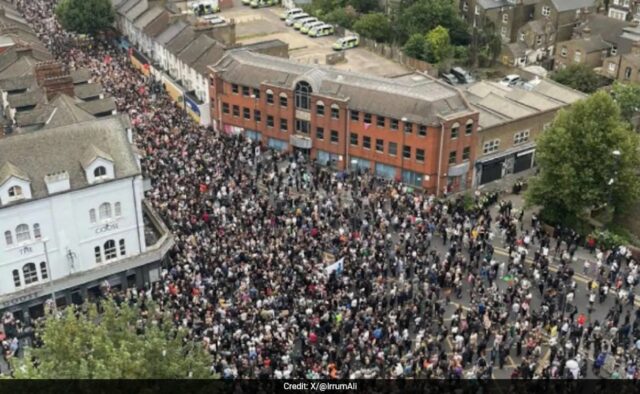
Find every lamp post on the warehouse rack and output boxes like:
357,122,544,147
41,238,57,313
607,149,622,217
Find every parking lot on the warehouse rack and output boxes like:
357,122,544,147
219,0,410,77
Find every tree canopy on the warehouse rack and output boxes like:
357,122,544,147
425,26,452,64
55,0,115,35
526,91,640,225
12,299,214,378
353,13,392,42
550,64,609,94
611,82,640,125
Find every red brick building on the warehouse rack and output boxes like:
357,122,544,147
208,51,479,195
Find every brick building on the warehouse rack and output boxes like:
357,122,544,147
208,50,479,195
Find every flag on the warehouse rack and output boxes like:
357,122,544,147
364,123,371,130
325,257,345,275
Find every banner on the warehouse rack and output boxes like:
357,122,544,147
325,257,344,275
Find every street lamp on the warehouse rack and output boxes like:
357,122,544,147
608,149,622,212
41,238,57,312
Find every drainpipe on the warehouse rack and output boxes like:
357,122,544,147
436,121,445,196
131,176,143,254
344,103,349,172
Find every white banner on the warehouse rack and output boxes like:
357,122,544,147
325,257,344,275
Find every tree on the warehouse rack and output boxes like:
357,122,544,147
403,33,427,60
526,91,640,225
393,0,459,44
347,0,379,13
611,82,640,124
55,0,115,35
425,26,452,64
12,299,214,378
550,64,608,94
322,7,358,29
353,13,392,43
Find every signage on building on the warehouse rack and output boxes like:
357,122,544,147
18,246,33,255
184,95,201,116
295,110,311,122
95,223,119,234
290,134,313,149
0,291,40,308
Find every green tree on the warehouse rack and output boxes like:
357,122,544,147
526,91,640,224
353,12,392,42
322,7,358,29
55,0,115,35
611,82,640,124
550,64,608,93
347,0,379,13
393,0,459,44
403,33,427,59
12,299,214,378
425,25,452,64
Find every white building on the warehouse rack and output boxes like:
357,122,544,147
0,115,173,318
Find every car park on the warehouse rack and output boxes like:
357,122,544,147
280,7,303,20
451,67,474,84
308,24,334,37
332,35,359,50
294,17,318,30
300,20,324,34
285,12,309,26
499,74,521,87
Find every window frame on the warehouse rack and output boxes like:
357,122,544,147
330,130,339,144
375,138,384,153
104,240,117,261
403,145,411,159
279,93,288,108
448,150,457,164
416,148,425,162
23,263,38,285
40,261,48,280
350,133,358,146
363,136,371,149
316,101,325,116
16,224,30,243
316,127,325,140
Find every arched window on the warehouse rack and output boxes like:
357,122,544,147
40,261,48,280
279,92,288,107
451,122,460,139
104,240,117,261
94,166,107,178
23,263,38,285
8,185,23,198
465,119,474,135
119,239,126,256
89,209,97,223
266,89,274,104
4,231,12,246
15,224,30,243
12,269,20,287
115,202,122,217
316,101,325,116
33,223,41,239
99,202,112,219
95,246,102,263
294,81,312,110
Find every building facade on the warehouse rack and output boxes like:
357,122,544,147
208,51,480,195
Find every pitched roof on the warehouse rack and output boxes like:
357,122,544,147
74,82,103,99
178,34,216,67
0,116,139,202
191,41,226,75
0,74,35,91
166,26,197,56
155,21,187,46
133,6,164,30
70,68,92,84
7,89,44,108
43,94,96,128
578,14,635,53
77,97,117,115
0,161,29,186
81,144,114,169
550,0,596,12
144,10,169,37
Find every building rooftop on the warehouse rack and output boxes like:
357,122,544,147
178,34,216,67
73,83,103,100
166,25,197,56
155,21,188,46
77,97,117,115
133,5,164,31
211,50,474,124
0,115,139,202
550,0,595,12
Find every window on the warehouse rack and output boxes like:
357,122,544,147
16,224,30,243
363,136,371,149
5,231,12,245
95,246,102,263
475,5,479,15
267,115,274,128
232,84,239,93
23,263,38,285
463,147,471,161
608,62,617,72
573,50,582,63
104,240,117,261
94,166,107,178
390,118,399,130
449,151,457,164
560,47,567,57
350,133,358,146
404,122,413,134
222,102,229,114
483,139,500,154
12,269,20,287
520,32,525,42
280,118,288,132
243,107,251,120
316,101,325,116
376,139,384,152
403,145,411,159
254,110,262,122
119,239,126,256
542,6,550,16
294,81,312,109
232,105,240,117
266,90,274,104
33,223,41,239
451,123,459,139
331,105,340,119
536,35,542,46
388,142,397,156
40,261,48,280
350,110,360,121
242,86,250,96
279,93,288,107
330,130,339,144
115,202,122,217
316,127,324,140
90,209,96,223
377,116,385,127
253,88,260,99
416,149,425,162
99,202,112,219
465,121,473,135
514,129,530,145
295,119,309,134
501,26,508,37
611,46,618,56
364,113,372,124
502,13,508,23
625,67,632,79
418,125,427,137
8,185,22,198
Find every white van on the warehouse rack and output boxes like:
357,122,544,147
280,7,303,20
285,12,309,26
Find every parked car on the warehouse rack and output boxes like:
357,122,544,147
441,73,458,86
451,67,474,84
308,24,334,37
251,0,277,8
500,74,521,87
203,15,226,25
280,7,303,20
300,20,323,35
332,36,359,50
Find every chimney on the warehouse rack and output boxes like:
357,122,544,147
35,61,75,100
44,171,70,194
582,26,591,40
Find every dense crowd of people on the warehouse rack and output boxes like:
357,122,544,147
7,0,640,379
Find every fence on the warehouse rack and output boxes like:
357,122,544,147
356,36,437,76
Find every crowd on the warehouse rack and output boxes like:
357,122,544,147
8,0,640,379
